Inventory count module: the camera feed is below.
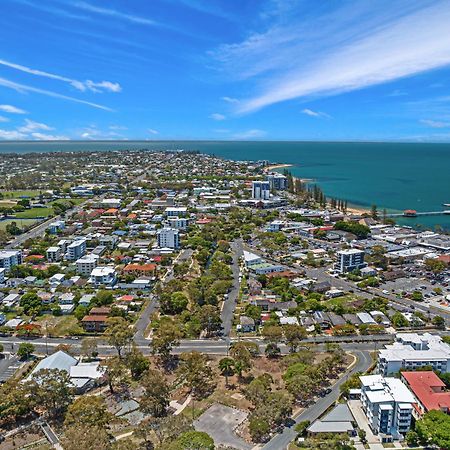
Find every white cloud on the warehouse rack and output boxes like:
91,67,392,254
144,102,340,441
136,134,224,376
0,129,27,140
73,1,157,26
18,119,53,133
0,58,121,93
420,119,450,128
301,108,330,118
31,132,69,140
0,77,113,111
232,129,266,139
0,116,9,122
213,1,450,114
80,126,124,139
0,104,27,114
109,125,128,130
221,96,239,104
209,113,226,121
148,128,159,135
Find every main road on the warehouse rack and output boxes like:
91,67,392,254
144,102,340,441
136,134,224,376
261,349,373,450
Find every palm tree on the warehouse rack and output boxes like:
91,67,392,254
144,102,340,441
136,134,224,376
218,357,235,387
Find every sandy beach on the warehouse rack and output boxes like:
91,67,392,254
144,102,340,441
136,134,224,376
264,163,293,172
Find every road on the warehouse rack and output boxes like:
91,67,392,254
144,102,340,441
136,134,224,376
221,239,243,337
5,201,87,249
244,244,450,326
261,350,373,450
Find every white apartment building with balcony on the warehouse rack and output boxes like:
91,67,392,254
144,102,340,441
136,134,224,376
89,267,117,286
360,375,415,439
0,250,22,271
76,255,99,276
46,246,62,262
335,249,366,273
377,333,450,376
66,239,86,261
157,227,180,249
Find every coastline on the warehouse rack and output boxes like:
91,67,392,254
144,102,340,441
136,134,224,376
269,162,370,216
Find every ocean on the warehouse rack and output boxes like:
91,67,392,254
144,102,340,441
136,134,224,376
1,140,449,231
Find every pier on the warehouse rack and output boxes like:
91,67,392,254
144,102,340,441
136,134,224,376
386,210,450,218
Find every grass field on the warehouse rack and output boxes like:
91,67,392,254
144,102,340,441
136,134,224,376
0,190,43,198
36,315,84,337
15,207,54,219
0,217,39,230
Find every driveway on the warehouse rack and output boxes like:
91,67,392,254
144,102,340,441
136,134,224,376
348,400,380,445
194,403,251,450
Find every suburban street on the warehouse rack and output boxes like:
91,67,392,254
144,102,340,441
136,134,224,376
220,239,244,337
262,350,373,450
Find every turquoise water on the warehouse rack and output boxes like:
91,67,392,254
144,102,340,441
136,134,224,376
1,140,449,230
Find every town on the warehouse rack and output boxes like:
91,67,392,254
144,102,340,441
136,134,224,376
0,149,449,450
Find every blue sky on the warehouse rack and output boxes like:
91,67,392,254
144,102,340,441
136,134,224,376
1,0,450,141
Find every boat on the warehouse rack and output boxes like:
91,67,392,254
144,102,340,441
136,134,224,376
403,209,417,217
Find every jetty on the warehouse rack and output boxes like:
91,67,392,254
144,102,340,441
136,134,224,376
386,210,450,218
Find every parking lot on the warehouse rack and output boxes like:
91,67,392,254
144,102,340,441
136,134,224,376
0,354,21,383
194,403,251,450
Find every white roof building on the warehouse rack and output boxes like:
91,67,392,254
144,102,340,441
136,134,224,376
377,333,450,375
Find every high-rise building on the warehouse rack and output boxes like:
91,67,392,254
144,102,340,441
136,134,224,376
252,181,270,200
157,228,180,249
266,173,288,190
335,249,366,273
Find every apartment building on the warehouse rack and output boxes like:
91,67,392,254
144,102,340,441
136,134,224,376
252,180,270,200
266,173,288,190
76,255,99,276
0,250,22,272
66,239,86,261
377,333,450,375
46,246,62,262
360,375,414,439
335,249,366,273
89,267,117,286
157,227,180,249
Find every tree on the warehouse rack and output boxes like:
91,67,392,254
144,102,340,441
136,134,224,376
29,368,74,417
391,312,409,328
151,320,182,367
64,396,113,428
20,292,42,315
140,368,171,417
17,342,34,359
105,317,133,358
169,431,214,450
229,342,252,378
61,424,111,450
245,374,272,405
265,342,281,358
125,344,150,379
371,204,378,220
177,351,214,398
283,324,307,352
261,325,283,344
92,290,114,306
249,416,270,442
432,315,445,329
0,379,33,423
424,258,447,274
80,337,98,359
415,409,450,449
218,357,235,387
149,415,192,447
103,356,129,393
196,305,222,336
161,291,189,315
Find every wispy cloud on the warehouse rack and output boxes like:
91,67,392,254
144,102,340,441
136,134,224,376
0,77,113,111
209,113,226,121
0,116,9,123
148,128,159,135
221,96,240,104
388,89,408,97
0,104,27,114
18,119,53,133
301,108,331,118
0,118,68,140
213,1,450,114
0,129,27,140
73,1,157,26
0,58,121,93
232,129,266,139
420,119,450,128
